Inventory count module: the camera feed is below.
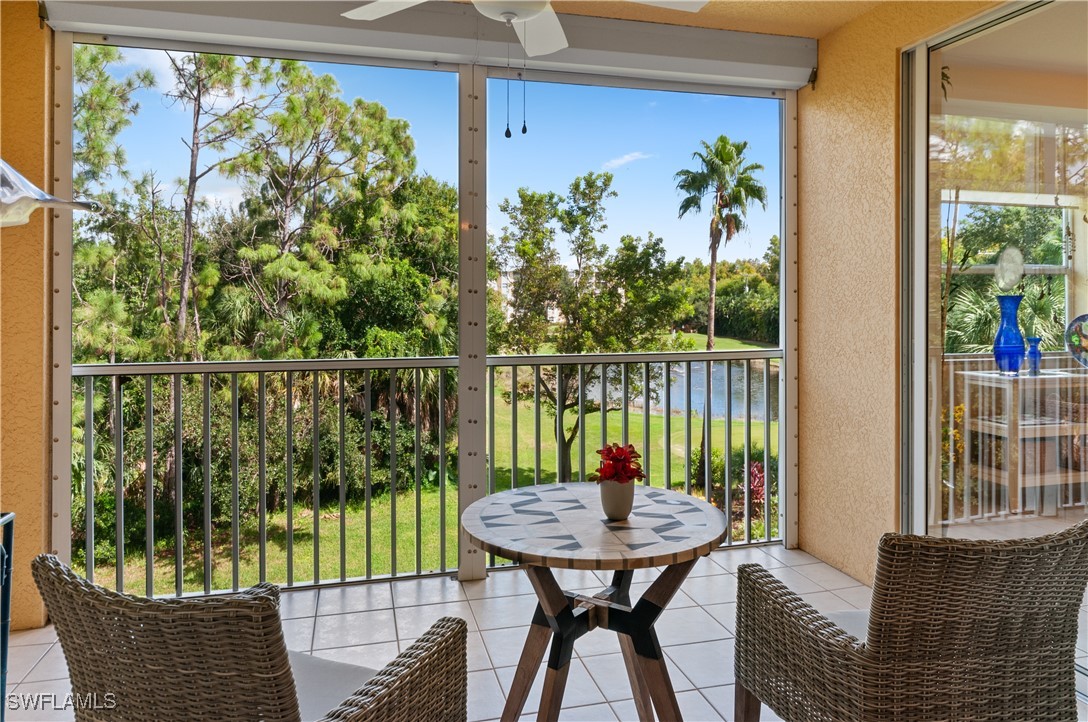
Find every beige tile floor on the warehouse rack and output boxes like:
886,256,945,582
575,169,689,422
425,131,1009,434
8,544,1088,721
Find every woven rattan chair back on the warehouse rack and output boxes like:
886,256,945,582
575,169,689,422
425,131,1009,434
32,554,302,722
863,519,1088,719
735,520,1088,722
868,520,1088,659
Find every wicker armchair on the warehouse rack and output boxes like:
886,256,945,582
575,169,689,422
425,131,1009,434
31,555,467,722
734,520,1088,722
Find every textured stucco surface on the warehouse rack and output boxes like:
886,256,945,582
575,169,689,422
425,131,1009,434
1,0,53,629
795,1,998,585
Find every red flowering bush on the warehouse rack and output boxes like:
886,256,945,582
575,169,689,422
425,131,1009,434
750,461,765,505
589,443,645,484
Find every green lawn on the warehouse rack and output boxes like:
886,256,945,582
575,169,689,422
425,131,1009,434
488,399,778,490
85,395,778,596
88,488,461,597
677,332,773,351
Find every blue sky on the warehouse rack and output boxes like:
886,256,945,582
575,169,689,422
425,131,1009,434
110,46,781,264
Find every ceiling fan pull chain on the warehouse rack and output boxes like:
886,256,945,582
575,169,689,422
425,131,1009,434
505,37,513,138
521,57,527,134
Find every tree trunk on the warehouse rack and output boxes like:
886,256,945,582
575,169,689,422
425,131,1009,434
555,409,588,484
707,239,718,350
177,77,202,355
939,187,961,351
697,233,720,494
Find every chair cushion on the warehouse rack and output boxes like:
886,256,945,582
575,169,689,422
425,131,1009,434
825,609,869,643
289,650,377,721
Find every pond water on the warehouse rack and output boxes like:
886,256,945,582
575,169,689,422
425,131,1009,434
593,360,780,422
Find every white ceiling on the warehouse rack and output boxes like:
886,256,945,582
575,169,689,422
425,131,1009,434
943,1,1088,76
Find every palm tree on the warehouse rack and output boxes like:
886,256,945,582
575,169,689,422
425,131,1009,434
675,136,767,350
676,136,767,501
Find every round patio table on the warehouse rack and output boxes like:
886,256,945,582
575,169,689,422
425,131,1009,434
461,483,728,722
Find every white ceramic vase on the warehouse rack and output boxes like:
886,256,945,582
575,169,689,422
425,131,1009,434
599,480,634,521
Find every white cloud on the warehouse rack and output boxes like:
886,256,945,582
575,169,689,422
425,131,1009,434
602,151,651,171
119,48,265,112
201,185,246,211
119,47,176,90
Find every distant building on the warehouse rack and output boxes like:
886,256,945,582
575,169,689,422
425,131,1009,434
490,270,563,323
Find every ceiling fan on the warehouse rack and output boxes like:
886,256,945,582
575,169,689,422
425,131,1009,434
341,1,709,57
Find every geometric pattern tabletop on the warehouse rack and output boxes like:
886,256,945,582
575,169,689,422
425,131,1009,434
460,483,729,570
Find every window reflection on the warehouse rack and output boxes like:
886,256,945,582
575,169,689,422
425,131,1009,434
926,2,1088,535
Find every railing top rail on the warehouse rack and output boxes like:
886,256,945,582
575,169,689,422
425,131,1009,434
487,349,783,366
72,356,461,376
72,348,784,377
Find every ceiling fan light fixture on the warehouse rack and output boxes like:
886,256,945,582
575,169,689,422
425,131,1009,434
472,0,549,24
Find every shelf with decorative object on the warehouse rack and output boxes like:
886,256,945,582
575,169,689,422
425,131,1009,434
958,369,1088,515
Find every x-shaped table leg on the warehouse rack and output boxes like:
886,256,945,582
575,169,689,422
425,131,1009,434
499,557,698,722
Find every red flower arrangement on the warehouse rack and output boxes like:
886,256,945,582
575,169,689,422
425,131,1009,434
589,443,645,484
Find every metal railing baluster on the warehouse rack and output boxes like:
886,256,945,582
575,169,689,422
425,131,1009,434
600,364,608,450
84,377,94,584
202,375,210,594
286,372,294,586
947,362,956,523
173,374,183,596
489,365,496,494
511,366,518,489
414,368,422,575
113,376,124,592
312,371,321,584
763,361,772,541
744,360,753,544
704,361,712,505
534,367,541,485
145,376,154,596
338,370,346,581
621,363,629,446
439,369,447,572
725,361,733,545
231,373,239,592
578,365,586,481
557,365,564,483
390,370,397,576
642,363,650,487
685,361,692,497
364,369,373,579
664,362,671,491
259,372,267,583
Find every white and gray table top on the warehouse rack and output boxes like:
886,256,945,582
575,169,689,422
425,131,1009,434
461,483,728,571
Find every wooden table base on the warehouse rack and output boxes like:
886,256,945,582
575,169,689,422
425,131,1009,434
500,558,698,722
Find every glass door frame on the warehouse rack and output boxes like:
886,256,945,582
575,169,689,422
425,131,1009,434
900,0,1085,685
902,0,1056,535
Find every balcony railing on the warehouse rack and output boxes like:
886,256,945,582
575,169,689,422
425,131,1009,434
70,350,782,597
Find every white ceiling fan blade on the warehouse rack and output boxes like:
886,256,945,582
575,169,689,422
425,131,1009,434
341,0,429,21
630,0,708,11
513,4,568,57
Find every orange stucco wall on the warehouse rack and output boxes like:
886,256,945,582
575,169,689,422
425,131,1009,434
795,1,998,585
0,0,54,629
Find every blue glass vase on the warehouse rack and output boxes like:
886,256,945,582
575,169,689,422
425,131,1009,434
1027,337,1042,376
993,294,1025,376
